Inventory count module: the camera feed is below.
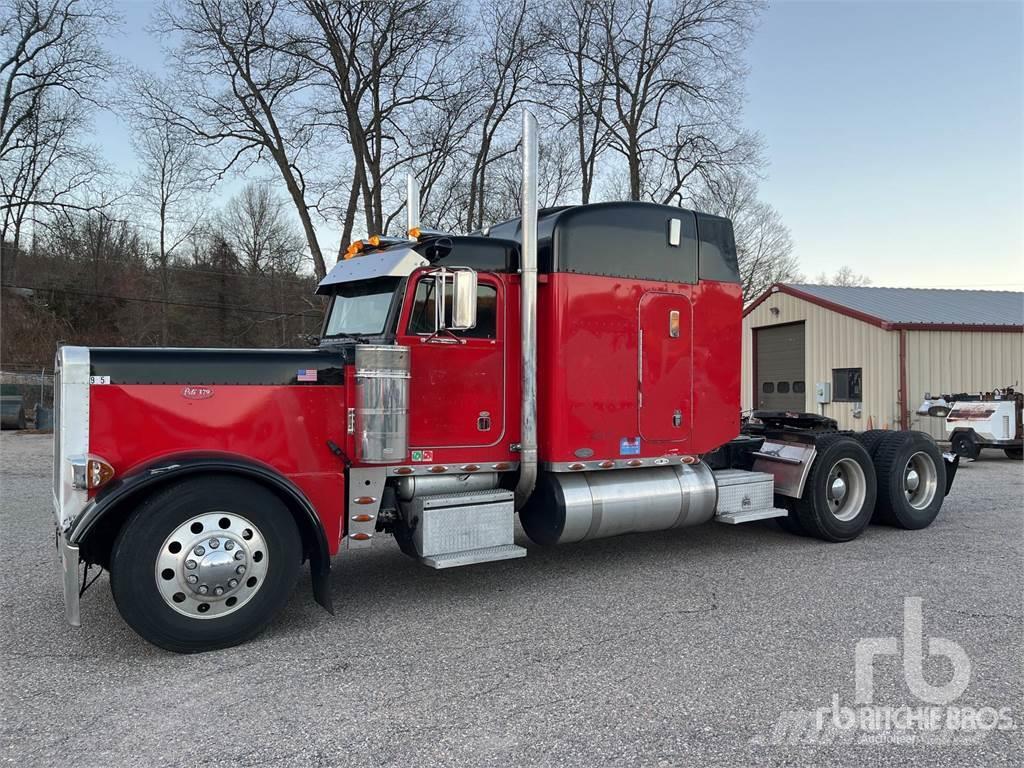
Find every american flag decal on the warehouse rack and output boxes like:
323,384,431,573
297,368,318,383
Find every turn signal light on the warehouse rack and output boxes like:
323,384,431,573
72,455,115,490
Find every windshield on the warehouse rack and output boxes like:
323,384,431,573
324,278,400,337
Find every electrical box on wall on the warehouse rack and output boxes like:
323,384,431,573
815,382,831,404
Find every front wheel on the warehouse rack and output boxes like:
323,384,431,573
110,476,302,653
1004,446,1023,460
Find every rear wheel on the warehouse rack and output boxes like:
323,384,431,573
1004,446,1023,460
950,431,980,460
794,434,877,542
110,476,301,653
855,429,891,457
774,496,806,535
872,431,946,529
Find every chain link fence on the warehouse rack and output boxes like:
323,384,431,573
1,367,54,430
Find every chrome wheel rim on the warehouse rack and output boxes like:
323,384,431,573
904,451,938,511
155,512,268,619
826,458,867,522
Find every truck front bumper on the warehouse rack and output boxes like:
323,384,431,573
55,527,81,627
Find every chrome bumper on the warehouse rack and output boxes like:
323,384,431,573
56,527,81,627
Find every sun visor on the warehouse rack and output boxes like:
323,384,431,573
316,246,429,294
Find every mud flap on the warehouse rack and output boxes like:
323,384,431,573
942,452,960,496
310,557,334,614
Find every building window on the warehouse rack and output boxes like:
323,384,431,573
793,381,805,394
832,368,862,402
777,381,790,394
762,382,775,394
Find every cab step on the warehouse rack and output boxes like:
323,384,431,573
411,489,526,569
715,507,789,524
422,544,526,569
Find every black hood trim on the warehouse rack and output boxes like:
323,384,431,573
89,347,349,386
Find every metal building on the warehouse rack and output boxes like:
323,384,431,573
742,284,1024,439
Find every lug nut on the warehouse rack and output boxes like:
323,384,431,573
198,585,209,595
194,546,205,556
185,559,197,570
234,551,244,561
236,565,246,575
224,540,234,551
228,579,238,588
186,574,198,584
208,538,219,549
213,586,224,596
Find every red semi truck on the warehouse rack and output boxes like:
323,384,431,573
51,114,959,652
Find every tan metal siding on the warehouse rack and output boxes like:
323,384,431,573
742,292,900,431
905,330,1024,439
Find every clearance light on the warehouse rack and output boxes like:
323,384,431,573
72,455,116,490
368,235,382,246
344,240,364,259
408,227,422,239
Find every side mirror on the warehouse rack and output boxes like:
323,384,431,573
433,268,477,332
450,269,477,330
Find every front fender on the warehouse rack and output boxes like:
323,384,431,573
69,454,334,614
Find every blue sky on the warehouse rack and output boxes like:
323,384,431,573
95,0,1023,288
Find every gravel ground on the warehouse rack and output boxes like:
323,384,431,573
1,432,1021,767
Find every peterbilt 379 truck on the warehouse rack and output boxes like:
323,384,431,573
51,114,959,652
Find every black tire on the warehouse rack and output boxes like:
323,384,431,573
773,496,806,535
855,429,891,457
392,516,420,558
794,434,877,542
110,475,302,653
1004,446,1023,460
950,431,980,460
872,431,946,530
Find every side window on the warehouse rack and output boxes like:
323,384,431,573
777,381,790,394
407,278,498,339
762,382,775,394
832,368,863,402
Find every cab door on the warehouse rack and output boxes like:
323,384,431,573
397,273,505,449
639,292,693,442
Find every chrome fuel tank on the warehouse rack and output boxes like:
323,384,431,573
519,463,717,545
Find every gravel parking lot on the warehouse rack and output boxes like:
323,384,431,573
1,432,1021,767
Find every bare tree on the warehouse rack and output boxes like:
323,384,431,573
1,0,116,280
148,0,327,278
463,0,544,230
293,0,463,249
0,0,115,160
592,0,760,204
693,171,799,301
543,0,611,204
131,102,206,343
814,266,872,287
220,182,306,344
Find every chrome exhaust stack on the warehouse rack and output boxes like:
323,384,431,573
515,110,539,510
406,173,420,235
